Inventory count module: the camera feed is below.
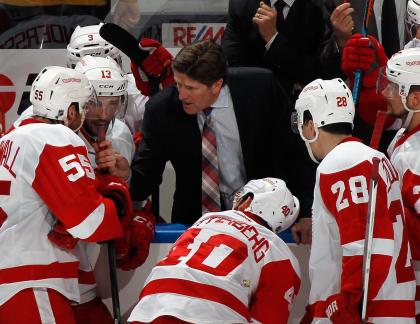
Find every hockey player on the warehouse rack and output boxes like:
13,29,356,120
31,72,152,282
405,0,420,49
74,55,134,179
294,78,416,323
128,177,301,324
0,66,132,323
66,23,174,135
379,48,420,321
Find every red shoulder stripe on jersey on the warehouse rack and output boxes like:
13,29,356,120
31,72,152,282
338,136,363,145
0,261,79,284
394,124,420,150
140,278,251,321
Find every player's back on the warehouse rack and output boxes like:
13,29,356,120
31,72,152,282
310,138,415,323
129,210,300,324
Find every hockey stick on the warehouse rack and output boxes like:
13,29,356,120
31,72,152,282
361,156,380,323
359,110,387,323
99,23,160,94
97,126,121,324
352,0,375,106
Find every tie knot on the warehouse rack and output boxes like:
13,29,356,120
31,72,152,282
274,0,286,13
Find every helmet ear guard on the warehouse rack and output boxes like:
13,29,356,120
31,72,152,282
233,178,300,233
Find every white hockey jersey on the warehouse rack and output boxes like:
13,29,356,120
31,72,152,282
0,122,122,306
308,137,416,323
388,125,420,316
128,210,301,324
12,107,135,303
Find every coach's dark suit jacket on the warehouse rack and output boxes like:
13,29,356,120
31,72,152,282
222,0,329,94
130,67,315,224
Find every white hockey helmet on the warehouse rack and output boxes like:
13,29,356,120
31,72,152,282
406,0,420,40
30,66,95,122
377,48,420,126
75,55,128,119
233,178,300,233
67,23,122,69
293,78,355,143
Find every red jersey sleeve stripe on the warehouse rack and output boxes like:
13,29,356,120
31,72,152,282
0,261,79,284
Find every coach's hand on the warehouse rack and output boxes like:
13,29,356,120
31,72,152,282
291,217,312,244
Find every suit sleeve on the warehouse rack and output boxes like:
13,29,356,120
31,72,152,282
31,144,123,242
250,259,301,324
130,98,168,201
221,0,244,67
319,160,394,308
263,2,328,85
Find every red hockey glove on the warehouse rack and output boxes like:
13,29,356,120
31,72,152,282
96,173,133,220
300,305,314,324
130,38,175,96
325,293,361,324
342,33,388,88
115,202,156,271
138,38,173,77
48,220,78,250
342,34,394,128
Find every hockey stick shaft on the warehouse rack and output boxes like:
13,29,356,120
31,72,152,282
352,0,375,106
361,156,380,323
97,126,121,324
369,110,388,150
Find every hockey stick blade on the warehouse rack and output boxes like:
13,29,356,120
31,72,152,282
99,23,148,67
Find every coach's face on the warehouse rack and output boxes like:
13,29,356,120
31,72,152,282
174,71,223,115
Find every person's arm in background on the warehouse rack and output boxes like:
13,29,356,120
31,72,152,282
319,2,355,79
222,0,251,67
260,1,327,86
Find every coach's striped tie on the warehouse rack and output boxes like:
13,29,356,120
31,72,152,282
202,107,221,213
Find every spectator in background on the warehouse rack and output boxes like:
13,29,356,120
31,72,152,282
128,178,301,324
130,40,315,245
222,0,331,100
